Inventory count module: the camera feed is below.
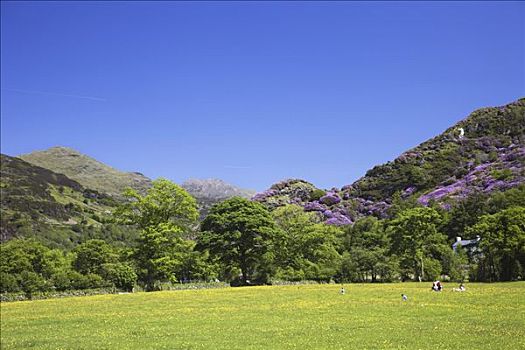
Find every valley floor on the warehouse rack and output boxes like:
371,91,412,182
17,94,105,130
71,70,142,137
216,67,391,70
1,282,524,349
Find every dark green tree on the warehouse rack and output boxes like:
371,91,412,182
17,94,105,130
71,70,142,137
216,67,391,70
487,185,525,213
272,205,342,282
442,191,489,240
0,272,20,293
134,223,198,290
388,207,449,281
73,239,117,275
101,263,137,291
344,216,397,282
468,207,525,281
18,271,48,299
198,197,278,285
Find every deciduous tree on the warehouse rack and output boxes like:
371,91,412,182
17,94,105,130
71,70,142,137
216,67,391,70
468,207,525,281
272,205,342,282
198,197,278,285
115,179,200,290
388,207,449,281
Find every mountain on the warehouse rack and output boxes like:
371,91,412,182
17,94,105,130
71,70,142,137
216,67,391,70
0,154,121,247
1,153,255,246
5,97,523,242
253,98,525,225
18,147,256,219
182,178,256,218
19,147,152,197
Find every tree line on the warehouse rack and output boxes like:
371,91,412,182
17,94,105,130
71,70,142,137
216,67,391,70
1,179,524,298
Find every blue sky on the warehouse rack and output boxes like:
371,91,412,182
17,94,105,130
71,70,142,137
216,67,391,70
1,1,524,191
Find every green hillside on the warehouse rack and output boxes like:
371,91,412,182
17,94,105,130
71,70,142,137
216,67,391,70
19,147,152,197
0,154,131,249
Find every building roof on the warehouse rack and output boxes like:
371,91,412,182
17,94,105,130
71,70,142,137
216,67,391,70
452,236,481,251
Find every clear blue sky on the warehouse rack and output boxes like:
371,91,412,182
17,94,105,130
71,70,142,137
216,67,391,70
1,1,524,191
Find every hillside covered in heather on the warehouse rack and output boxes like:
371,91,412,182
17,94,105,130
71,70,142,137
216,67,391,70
253,98,525,225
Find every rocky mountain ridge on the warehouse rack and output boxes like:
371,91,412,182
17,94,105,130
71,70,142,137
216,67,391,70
182,178,255,218
182,178,255,199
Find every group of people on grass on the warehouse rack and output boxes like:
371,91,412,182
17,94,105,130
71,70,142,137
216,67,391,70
339,281,466,301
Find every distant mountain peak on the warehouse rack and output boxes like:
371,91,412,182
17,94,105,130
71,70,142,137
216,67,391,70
182,178,255,199
182,178,256,218
183,178,229,186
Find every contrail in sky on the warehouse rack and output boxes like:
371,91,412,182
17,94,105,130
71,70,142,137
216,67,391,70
2,88,106,101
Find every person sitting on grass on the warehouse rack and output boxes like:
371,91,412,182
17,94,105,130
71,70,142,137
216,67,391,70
453,283,466,292
432,281,443,292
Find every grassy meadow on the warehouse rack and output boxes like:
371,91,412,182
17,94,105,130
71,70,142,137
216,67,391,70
1,282,524,349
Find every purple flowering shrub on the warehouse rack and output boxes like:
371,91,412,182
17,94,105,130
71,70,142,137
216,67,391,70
418,143,524,205
325,212,353,226
319,192,341,205
401,186,416,198
303,201,326,212
252,189,278,202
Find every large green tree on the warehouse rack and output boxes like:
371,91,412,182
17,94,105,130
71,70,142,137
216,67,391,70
388,207,449,281
468,206,525,281
116,178,199,231
134,223,205,290
115,179,200,290
198,197,278,285
272,205,342,282
343,216,397,282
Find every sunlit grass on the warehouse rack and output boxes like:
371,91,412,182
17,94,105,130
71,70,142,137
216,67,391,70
1,282,524,349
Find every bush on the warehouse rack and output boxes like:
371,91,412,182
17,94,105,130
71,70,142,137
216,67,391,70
0,272,20,293
84,273,107,289
68,273,107,290
101,263,137,292
18,271,48,298
490,169,513,181
50,271,72,291
309,189,327,201
69,271,89,289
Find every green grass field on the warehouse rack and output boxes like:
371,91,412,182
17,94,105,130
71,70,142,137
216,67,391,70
1,282,524,349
